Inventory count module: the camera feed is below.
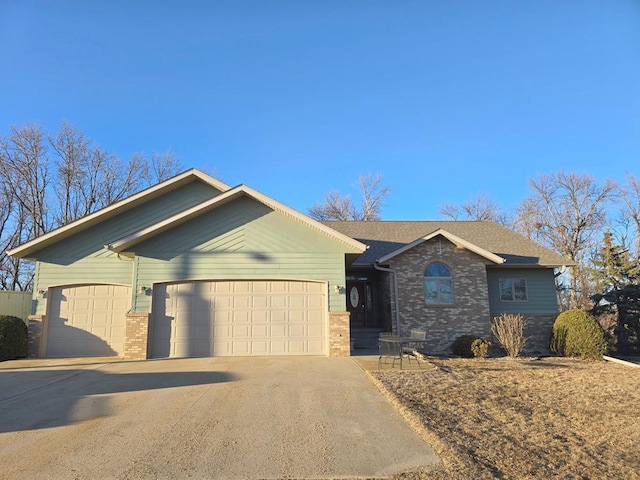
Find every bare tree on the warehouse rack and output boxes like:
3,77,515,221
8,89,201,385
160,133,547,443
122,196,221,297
309,191,356,221
357,173,390,221
49,123,153,225
309,173,390,221
439,193,510,225
0,121,194,291
49,122,92,225
618,173,640,260
98,152,147,207
514,171,618,308
0,124,52,238
146,150,184,184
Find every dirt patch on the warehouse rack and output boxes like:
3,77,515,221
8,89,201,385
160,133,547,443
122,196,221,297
368,357,640,480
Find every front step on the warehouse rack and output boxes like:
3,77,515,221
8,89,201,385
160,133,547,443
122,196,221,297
351,328,385,350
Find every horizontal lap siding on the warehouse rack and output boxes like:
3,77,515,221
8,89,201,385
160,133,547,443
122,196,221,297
131,199,353,313
134,253,344,312
487,267,559,315
33,259,134,314
36,182,221,261
30,182,223,315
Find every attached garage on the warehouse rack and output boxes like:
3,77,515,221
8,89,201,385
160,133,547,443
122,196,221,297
44,284,131,357
8,171,366,359
150,280,327,358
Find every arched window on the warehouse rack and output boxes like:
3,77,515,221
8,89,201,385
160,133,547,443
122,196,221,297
424,262,454,305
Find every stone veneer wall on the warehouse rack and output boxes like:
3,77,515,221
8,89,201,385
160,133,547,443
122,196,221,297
387,237,492,354
27,315,44,358
124,312,150,360
328,311,350,356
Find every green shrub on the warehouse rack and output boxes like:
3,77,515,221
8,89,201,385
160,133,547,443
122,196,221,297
451,335,483,358
550,309,608,360
471,338,491,358
0,315,27,361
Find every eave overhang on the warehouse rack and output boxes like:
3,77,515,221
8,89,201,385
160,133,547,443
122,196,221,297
105,184,368,254
7,169,230,259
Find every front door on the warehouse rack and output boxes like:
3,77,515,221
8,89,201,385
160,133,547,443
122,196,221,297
346,280,373,328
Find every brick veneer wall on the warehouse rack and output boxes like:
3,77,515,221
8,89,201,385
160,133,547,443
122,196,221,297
328,311,351,357
523,313,556,354
387,237,492,354
27,315,44,358
124,312,150,360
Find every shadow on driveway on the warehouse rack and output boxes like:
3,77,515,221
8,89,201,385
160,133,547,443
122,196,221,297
0,363,236,433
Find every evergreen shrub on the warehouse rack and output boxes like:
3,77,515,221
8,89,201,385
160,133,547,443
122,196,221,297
550,309,608,360
451,335,483,358
471,338,491,358
0,315,27,361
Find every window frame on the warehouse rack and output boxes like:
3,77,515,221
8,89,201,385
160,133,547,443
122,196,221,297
423,262,455,305
499,277,528,302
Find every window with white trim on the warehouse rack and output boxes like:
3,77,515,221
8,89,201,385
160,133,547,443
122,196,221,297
424,262,454,305
499,278,528,302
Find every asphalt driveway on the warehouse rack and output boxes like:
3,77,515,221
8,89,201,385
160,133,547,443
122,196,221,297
0,356,438,479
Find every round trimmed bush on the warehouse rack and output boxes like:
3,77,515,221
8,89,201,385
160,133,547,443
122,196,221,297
0,315,27,361
550,309,607,360
471,338,491,358
451,335,483,358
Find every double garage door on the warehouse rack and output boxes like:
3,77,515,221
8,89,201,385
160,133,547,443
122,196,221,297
45,281,327,358
150,280,327,358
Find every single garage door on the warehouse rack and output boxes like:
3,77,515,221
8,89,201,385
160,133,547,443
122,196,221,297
150,280,327,358
45,284,131,357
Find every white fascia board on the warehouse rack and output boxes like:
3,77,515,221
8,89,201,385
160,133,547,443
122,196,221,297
8,169,230,259
376,228,506,264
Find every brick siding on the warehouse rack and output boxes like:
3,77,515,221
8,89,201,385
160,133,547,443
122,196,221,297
27,315,44,358
328,311,350,357
124,312,150,360
387,237,493,354
522,314,556,355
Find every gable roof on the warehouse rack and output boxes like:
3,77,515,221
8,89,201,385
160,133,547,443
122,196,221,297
322,221,575,268
376,228,506,264
7,169,231,259
106,184,367,253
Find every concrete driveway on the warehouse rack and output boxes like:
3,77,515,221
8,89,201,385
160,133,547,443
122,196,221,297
0,356,438,479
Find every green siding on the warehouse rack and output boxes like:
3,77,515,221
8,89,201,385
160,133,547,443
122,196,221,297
134,197,351,256
29,190,354,315
487,267,558,315
133,252,344,312
34,181,221,262
132,197,351,312
33,258,134,314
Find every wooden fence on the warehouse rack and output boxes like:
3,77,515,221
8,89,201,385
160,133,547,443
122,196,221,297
0,291,33,322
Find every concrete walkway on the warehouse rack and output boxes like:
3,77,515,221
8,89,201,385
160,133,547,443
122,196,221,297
0,356,438,479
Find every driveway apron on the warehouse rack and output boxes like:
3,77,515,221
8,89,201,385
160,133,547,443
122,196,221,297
0,357,438,479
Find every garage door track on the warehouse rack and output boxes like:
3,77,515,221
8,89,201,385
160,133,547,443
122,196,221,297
0,356,438,479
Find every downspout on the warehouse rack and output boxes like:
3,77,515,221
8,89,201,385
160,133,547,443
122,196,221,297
374,261,401,336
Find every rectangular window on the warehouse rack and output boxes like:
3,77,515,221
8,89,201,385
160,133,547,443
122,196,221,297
424,278,454,305
424,279,439,304
499,278,528,302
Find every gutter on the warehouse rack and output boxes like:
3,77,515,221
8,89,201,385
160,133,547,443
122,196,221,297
373,261,401,336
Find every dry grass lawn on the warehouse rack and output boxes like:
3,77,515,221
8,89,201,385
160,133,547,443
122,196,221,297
368,357,640,480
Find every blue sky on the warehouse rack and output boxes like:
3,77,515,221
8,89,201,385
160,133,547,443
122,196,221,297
1,1,639,220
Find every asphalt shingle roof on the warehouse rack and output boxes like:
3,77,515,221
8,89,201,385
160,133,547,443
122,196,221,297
321,221,574,267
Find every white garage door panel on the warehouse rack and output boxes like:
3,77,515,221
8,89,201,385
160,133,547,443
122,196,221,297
46,284,131,357
151,280,327,358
